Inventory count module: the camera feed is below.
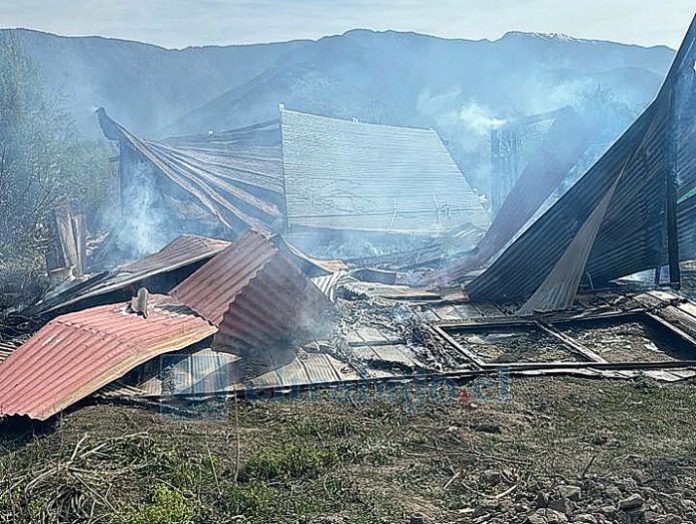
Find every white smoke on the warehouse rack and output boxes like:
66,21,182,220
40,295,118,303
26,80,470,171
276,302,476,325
458,102,507,135
114,161,170,260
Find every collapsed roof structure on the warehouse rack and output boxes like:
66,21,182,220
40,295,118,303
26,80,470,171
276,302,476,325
34,234,231,315
279,107,490,235
98,106,489,258
0,231,335,420
457,15,696,312
1,16,696,423
0,295,217,420
425,107,593,283
171,230,335,357
97,109,284,236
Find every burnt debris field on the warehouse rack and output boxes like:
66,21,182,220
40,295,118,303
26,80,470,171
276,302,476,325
1,9,696,524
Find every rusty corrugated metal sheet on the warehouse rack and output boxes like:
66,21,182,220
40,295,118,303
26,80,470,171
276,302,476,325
170,229,334,363
171,230,279,326
0,294,216,420
35,234,231,315
213,251,334,355
466,15,696,303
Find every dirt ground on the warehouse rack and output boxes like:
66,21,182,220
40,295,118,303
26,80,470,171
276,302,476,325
1,375,696,524
449,328,585,364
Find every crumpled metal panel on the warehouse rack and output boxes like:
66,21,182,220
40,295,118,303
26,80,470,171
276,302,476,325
121,234,230,274
213,252,335,356
350,223,485,271
164,348,241,396
171,230,279,326
467,15,696,303
170,230,334,363
34,234,231,315
0,294,216,420
428,108,591,284
311,271,344,302
97,109,282,234
517,175,620,315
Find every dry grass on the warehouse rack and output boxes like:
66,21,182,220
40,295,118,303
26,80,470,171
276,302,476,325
1,376,696,523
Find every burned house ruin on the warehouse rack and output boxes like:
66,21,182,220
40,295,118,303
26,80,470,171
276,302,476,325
0,15,695,422
97,105,490,260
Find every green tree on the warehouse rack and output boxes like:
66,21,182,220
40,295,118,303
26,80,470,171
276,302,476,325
0,35,114,307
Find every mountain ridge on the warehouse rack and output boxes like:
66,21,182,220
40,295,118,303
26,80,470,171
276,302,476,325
0,27,676,193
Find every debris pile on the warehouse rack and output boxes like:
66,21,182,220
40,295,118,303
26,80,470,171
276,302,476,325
0,15,695,422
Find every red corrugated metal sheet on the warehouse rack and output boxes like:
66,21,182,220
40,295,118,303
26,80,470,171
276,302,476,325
214,252,334,355
0,295,216,420
170,229,334,365
171,230,279,326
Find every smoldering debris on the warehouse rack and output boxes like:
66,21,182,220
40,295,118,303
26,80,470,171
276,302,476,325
0,15,695,421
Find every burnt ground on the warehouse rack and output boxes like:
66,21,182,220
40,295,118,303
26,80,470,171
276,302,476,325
1,376,696,524
448,327,585,364
558,318,693,363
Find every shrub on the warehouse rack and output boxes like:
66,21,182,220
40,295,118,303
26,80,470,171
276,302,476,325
126,484,195,524
227,482,278,516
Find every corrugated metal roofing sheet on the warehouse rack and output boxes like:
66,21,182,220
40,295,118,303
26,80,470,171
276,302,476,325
517,175,620,314
157,349,359,395
272,235,342,277
280,108,490,234
0,341,19,364
165,348,241,396
213,252,334,354
249,352,359,388
121,234,231,274
428,108,591,283
98,109,283,234
0,294,216,420
311,271,344,302
34,234,231,314
170,230,334,357
466,15,696,303
171,230,279,326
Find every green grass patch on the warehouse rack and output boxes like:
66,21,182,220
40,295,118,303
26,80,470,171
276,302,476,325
241,443,338,481
126,484,196,524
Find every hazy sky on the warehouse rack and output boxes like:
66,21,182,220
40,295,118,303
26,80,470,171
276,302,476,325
0,0,693,49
